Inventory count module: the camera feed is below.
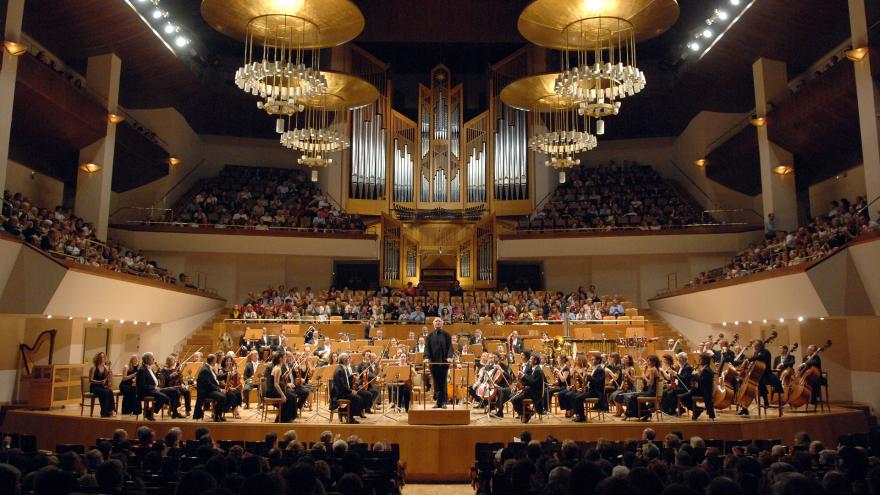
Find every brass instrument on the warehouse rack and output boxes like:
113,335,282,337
542,336,572,361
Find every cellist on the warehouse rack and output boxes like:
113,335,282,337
737,338,783,416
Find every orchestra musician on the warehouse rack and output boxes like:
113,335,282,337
610,354,636,417
572,354,607,423
545,354,571,412
801,344,825,404
508,330,524,355
266,352,298,423
683,353,716,420
120,355,142,416
220,355,243,419
774,345,796,372
486,353,512,418
137,352,180,420
331,353,364,423
242,350,260,409
738,339,783,415
286,351,312,412
662,352,692,416
356,351,379,412
363,316,377,340
159,354,191,417
372,328,385,342
472,329,486,351
624,355,664,420
88,352,115,417
193,354,228,422
511,352,545,423
412,336,427,353
424,317,454,409
314,338,332,361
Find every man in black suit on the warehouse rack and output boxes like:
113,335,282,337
738,339,782,415
330,353,363,423
684,353,716,420
773,345,796,372
424,317,453,408
192,354,228,422
572,354,605,422
665,352,694,415
511,353,545,422
363,317,376,340
136,352,179,420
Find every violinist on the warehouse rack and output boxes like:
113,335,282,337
546,354,571,412
88,352,115,417
221,355,243,419
160,354,191,417
193,353,227,422
558,354,587,417
511,353,545,423
290,352,313,411
624,355,664,420
659,354,679,415
242,350,259,409
267,352,298,423
354,352,378,415
314,338,332,362
662,352,692,416
774,345,796,372
331,353,363,423
737,339,782,416
684,353,716,420
573,354,607,423
120,355,141,416
610,354,636,417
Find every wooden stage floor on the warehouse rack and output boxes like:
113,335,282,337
3,403,870,481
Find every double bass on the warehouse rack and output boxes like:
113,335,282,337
771,343,799,404
735,331,778,409
786,340,832,408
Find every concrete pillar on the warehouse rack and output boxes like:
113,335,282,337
74,54,122,241
0,0,26,194
753,58,798,232
849,0,880,217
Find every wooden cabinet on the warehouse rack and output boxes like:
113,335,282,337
28,364,86,409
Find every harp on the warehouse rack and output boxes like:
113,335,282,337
19,329,57,376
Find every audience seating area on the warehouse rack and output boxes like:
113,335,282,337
0,428,403,495
689,197,879,287
518,162,708,231
473,429,880,495
173,166,366,232
0,191,200,290
232,286,638,323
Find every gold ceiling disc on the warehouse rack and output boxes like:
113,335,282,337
500,73,578,112
201,0,365,48
518,0,680,50
304,71,379,110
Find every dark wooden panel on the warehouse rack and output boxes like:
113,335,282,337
112,122,170,192
706,125,761,197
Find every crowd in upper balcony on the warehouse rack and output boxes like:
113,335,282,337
175,166,365,232
1,190,199,289
519,162,706,231
230,283,632,323
690,197,879,286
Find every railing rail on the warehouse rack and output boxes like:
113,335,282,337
121,220,368,235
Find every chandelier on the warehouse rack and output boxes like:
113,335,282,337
234,14,327,118
517,0,679,136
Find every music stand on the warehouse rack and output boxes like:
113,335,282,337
303,366,334,423
380,365,410,422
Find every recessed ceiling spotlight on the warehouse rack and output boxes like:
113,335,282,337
734,321,739,325
730,0,741,5
797,316,804,322
762,319,767,324
104,318,109,323
779,318,784,323
164,23,176,34
722,322,727,326
46,315,52,319
747,320,752,324
152,9,165,19
717,10,729,21
87,317,92,321
689,42,701,52
146,322,151,326
702,29,713,38
134,321,139,325
68,316,73,320
174,36,190,48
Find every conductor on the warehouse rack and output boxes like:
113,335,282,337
424,317,453,408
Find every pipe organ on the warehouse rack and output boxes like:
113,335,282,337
350,103,387,200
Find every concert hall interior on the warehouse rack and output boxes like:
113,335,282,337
1,0,880,494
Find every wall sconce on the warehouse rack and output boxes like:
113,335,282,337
107,113,126,124
168,156,181,166
845,47,868,62
79,163,102,173
3,40,28,56
773,165,794,176
694,158,707,167
750,115,766,127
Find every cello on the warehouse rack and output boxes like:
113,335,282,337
786,340,832,408
735,331,778,409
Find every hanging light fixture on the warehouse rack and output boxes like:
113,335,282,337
517,0,679,136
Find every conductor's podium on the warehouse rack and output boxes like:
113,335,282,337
408,408,470,425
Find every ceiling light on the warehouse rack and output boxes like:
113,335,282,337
762,319,767,323
168,156,181,166
845,47,868,62
107,113,125,124
722,322,727,326
104,318,109,323
702,29,713,38
779,317,784,322
46,315,52,319
694,158,707,167
152,9,165,19
174,36,190,48
68,316,73,320
3,40,28,56
133,321,139,325
730,0,741,5
120,320,125,324
87,317,92,321
688,42,701,52
820,317,825,321
797,316,804,322
717,10,729,21
79,163,102,173
164,23,176,34
747,320,752,324
146,322,151,326
773,165,794,176
750,115,766,126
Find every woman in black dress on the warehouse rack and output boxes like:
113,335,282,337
88,352,115,417
119,354,141,415
266,352,298,422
